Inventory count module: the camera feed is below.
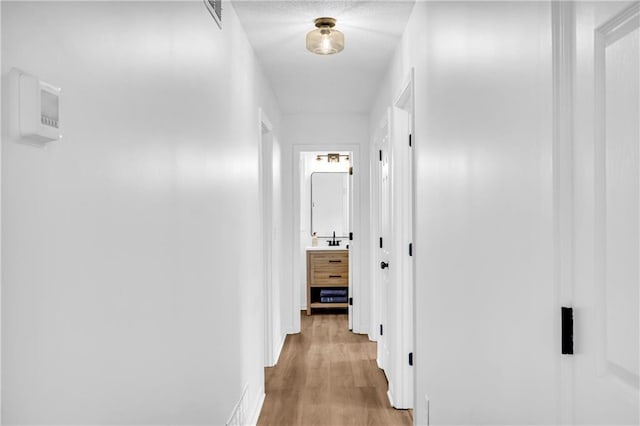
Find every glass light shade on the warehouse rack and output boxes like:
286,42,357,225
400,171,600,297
306,24,344,55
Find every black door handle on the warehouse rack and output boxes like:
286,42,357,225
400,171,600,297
380,261,389,269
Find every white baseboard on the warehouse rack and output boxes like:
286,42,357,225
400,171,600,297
248,391,265,426
226,384,249,426
273,333,286,365
387,389,395,408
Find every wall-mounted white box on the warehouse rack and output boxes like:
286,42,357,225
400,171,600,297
11,68,62,143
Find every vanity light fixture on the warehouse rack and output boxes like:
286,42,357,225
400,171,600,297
306,17,344,55
316,153,350,163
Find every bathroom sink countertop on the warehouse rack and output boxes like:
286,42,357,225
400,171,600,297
306,246,348,251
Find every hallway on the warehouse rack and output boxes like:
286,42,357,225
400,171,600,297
2,0,639,424
258,313,412,426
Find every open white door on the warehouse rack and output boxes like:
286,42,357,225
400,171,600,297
387,102,413,410
393,72,415,411
571,2,640,423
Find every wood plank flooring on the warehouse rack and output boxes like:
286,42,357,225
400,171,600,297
257,312,413,426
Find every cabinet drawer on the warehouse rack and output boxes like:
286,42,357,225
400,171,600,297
311,262,348,274
310,252,348,268
311,270,348,286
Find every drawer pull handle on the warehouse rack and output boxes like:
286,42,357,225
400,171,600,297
329,260,342,263
329,275,342,278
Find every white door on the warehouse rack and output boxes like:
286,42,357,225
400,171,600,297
388,104,413,409
573,2,640,423
378,112,391,372
348,159,354,331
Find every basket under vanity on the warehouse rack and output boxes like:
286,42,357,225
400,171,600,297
306,248,349,315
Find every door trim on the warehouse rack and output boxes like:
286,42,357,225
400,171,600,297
551,2,576,423
391,69,415,410
259,108,277,367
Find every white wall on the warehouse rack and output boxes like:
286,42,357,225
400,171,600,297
281,114,371,334
1,1,280,423
372,2,558,424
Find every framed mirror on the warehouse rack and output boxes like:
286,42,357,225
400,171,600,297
311,172,349,238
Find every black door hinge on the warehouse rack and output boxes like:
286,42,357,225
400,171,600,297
349,232,353,241
409,134,412,147
349,166,353,175
379,150,382,161
380,324,384,336
379,237,383,248
409,352,414,366
561,307,574,355
409,243,413,256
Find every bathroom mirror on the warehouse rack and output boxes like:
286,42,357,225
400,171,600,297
311,172,349,238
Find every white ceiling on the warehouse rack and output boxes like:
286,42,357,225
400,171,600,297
231,1,416,114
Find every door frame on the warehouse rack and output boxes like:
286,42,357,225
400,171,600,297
551,2,576,422
259,108,280,367
390,70,415,410
291,144,361,334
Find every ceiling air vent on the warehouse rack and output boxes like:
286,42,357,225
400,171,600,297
204,0,222,29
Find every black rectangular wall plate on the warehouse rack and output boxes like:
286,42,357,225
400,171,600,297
561,306,574,355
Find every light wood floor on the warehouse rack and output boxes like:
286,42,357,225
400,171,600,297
257,312,413,426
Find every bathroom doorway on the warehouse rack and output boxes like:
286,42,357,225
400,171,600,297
291,145,362,334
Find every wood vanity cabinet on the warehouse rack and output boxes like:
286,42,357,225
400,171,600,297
306,249,349,315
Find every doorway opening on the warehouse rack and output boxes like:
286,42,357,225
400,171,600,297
291,145,361,334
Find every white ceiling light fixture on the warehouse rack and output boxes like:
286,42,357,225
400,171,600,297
306,17,344,55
